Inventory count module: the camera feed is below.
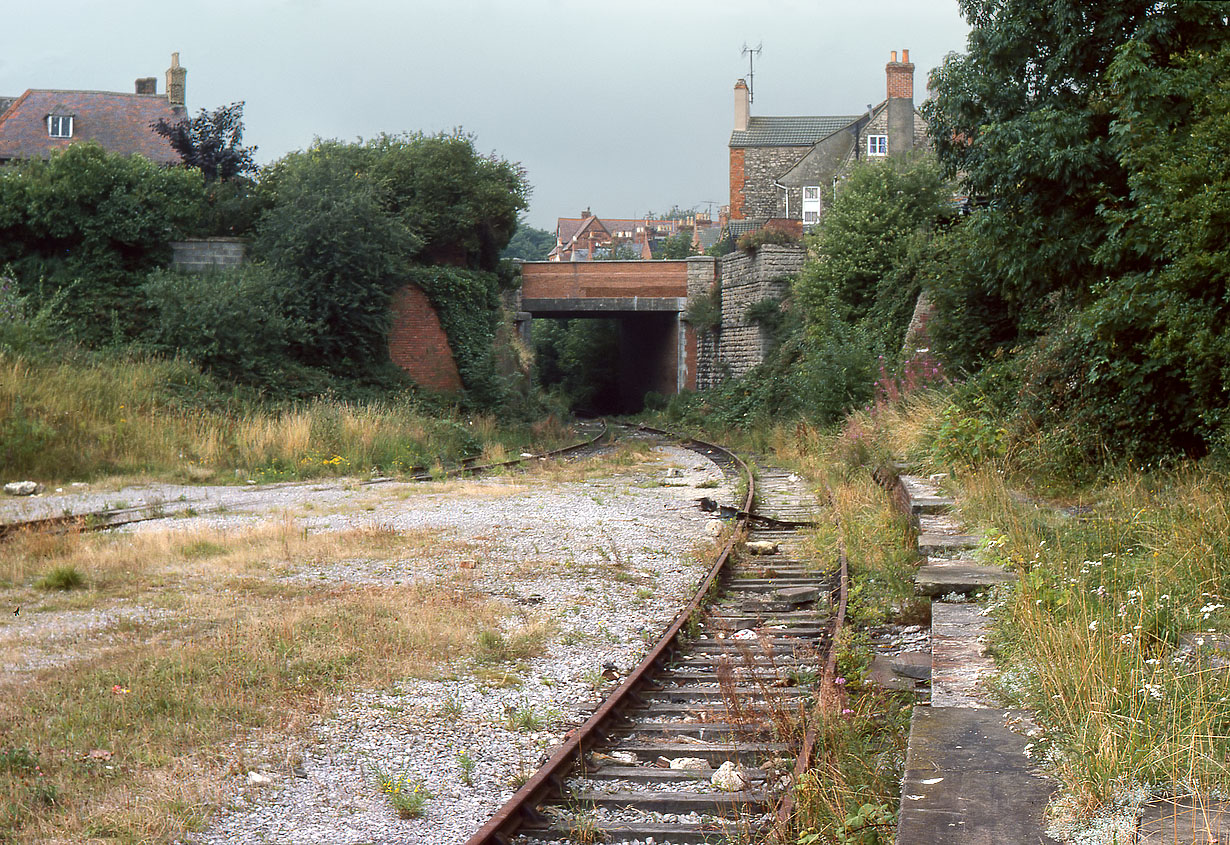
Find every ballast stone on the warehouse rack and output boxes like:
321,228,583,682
711,760,750,791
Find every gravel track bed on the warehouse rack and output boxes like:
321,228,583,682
179,444,734,844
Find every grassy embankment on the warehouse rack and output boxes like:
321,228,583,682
665,389,1230,840
0,353,573,485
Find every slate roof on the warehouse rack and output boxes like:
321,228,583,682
730,115,862,148
0,89,184,163
727,219,767,238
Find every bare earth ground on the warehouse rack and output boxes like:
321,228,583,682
1,444,733,844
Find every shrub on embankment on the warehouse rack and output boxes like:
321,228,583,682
0,351,564,483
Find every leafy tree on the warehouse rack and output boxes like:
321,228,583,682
922,0,1227,353
252,132,528,387
153,102,257,183
502,220,556,261
796,156,950,355
252,140,418,374
653,231,695,259
924,0,1230,461
0,143,202,344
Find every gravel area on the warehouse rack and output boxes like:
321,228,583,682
174,443,735,844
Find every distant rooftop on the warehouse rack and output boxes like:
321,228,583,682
730,115,862,148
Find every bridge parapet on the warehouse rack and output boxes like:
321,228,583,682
520,260,689,312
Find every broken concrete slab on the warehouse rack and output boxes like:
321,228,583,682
931,602,996,708
890,651,933,681
866,655,916,692
1137,796,1230,843
918,533,982,557
774,586,820,605
910,494,955,514
915,559,1017,597
897,707,1060,845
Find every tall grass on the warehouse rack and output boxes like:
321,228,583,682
959,465,1230,817
0,353,570,483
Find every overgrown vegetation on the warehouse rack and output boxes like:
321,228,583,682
0,520,506,842
0,354,569,482
0,128,529,407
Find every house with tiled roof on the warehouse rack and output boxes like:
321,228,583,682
728,49,928,233
0,53,188,165
549,210,718,261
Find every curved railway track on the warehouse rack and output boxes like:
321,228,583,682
2,419,846,843
0,420,610,540
467,427,840,845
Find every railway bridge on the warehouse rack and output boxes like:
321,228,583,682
515,258,717,410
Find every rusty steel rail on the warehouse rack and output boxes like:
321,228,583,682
0,421,609,541
463,429,755,845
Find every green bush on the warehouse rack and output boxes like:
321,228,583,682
736,226,799,252
142,265,306,387
0,143,203,345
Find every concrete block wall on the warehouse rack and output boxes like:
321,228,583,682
170,238,246,273
685,256,719,390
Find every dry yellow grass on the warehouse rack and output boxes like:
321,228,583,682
0,519,519,843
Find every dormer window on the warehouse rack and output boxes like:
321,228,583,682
47,114,73,138
867,134,888,156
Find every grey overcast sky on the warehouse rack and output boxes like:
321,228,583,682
1,1,970,231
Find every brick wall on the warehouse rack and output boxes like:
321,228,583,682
388,284,463,393
521,261,689,299
170,238,245,273
729,148,746,219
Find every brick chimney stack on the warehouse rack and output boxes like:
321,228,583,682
885,48,915,156
135,77,156,95
734,78,749,132
165,52,186,107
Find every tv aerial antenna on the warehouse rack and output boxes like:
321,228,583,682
741,42,763,103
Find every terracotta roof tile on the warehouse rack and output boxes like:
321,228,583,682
0,89,184,163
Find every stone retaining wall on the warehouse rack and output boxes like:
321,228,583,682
695,244,806,389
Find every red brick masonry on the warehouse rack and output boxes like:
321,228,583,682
521,261,689,300
388,284,463,393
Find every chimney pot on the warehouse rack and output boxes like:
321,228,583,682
903,48,910,63
891,50,898,62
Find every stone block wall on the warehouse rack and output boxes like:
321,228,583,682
696,244,806,388
737,147,811,220
170,238,246,273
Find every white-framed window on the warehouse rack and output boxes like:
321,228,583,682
867,134,888,156
47,114,73,138
802,185,821,226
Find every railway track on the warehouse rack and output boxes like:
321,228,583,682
0,420,610,540
467,429,837,845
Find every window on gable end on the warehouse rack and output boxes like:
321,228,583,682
47,114,73,138
867,134,888,156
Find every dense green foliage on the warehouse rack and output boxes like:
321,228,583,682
143,266,308,388
533,319,621,413
0,143,202,344
502,221,556,260
923,0,1230,464
797,156,951,354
